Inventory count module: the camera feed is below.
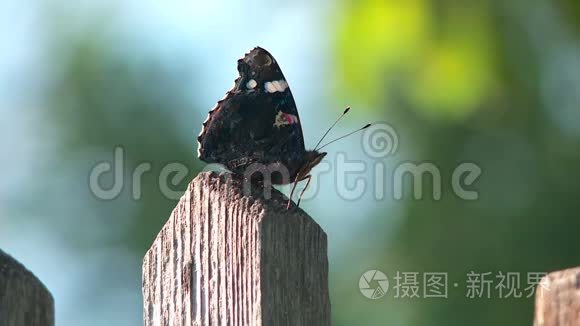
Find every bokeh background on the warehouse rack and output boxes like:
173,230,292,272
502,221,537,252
2,0,580,325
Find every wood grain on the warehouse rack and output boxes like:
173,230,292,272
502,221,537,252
142,172,330,326
0,250,54,326
534,267,580,326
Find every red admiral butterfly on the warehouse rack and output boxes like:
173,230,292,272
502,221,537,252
197,47,369,209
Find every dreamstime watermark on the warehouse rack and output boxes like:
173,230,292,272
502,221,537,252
358,270,549,300
358,123,481,201
87,123,482,201
362,122,399,159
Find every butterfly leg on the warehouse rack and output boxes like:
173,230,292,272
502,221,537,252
287,180,299,210
296,175,312,207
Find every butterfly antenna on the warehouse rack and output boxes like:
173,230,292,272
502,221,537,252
317,123,372,150
314,107,350,150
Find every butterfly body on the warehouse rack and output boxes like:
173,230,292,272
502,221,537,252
197,47,325,193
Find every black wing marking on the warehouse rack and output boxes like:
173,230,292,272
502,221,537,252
197,47,306,173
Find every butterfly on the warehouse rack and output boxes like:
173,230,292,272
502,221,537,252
197,47,368,209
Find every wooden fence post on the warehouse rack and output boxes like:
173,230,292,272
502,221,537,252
534,267,580,326
0,250,54,326
142,172,330,326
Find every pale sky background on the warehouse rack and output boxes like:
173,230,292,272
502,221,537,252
0,1,395,325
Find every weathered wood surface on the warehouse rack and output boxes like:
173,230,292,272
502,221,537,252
142,171,330,326
0,249,54,326
534,267,580,326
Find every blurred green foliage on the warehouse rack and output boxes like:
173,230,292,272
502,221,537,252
45,22,202,251
24,0,580,325
334,0,496,119
332,0,580,325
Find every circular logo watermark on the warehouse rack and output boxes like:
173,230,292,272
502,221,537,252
362,122,399,158
359,270,389,299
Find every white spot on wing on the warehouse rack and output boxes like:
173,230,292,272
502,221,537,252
265,81,277,93
246,79,257,89
276,80,288,92
265,80,288,93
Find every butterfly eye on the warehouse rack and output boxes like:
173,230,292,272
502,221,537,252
253,53,272,66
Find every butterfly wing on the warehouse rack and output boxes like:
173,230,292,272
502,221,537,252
197,47,307,177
